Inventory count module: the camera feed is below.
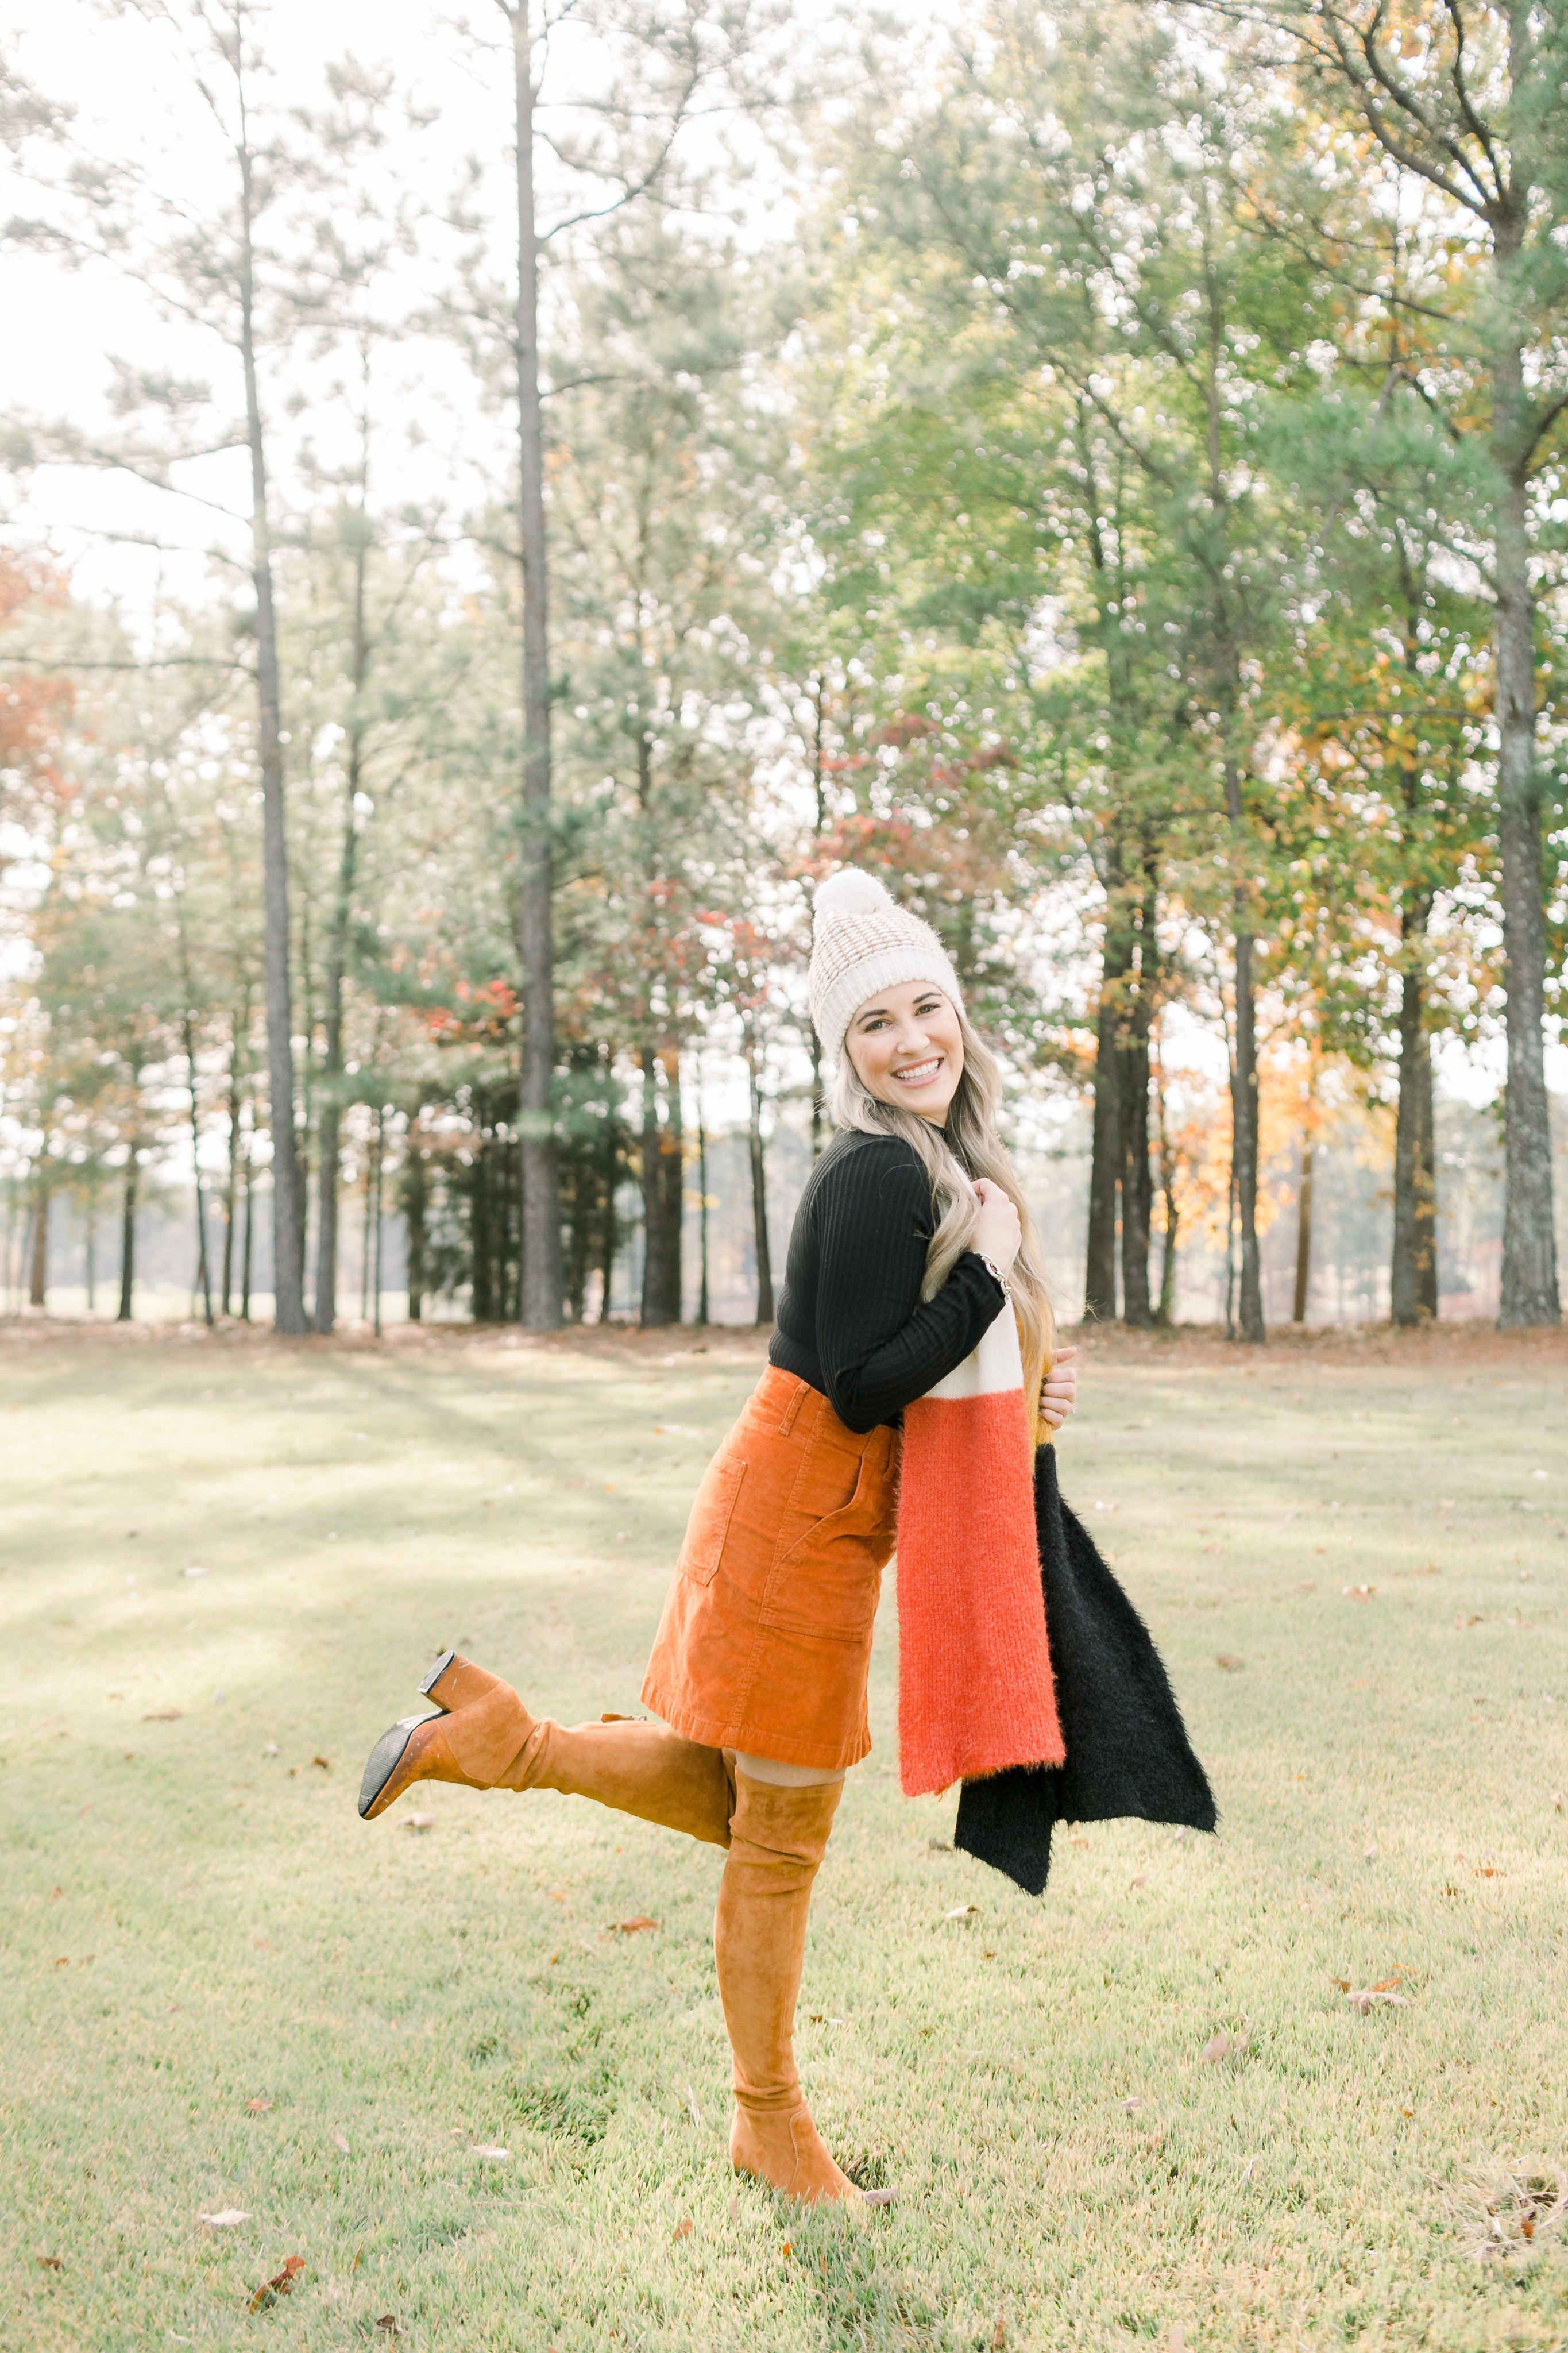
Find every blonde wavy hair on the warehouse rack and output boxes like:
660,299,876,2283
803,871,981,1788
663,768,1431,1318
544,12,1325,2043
828,1001,1057,1441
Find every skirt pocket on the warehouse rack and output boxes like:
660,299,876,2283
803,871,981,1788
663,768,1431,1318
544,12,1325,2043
677,1453,748,1587
759,1451,887,1642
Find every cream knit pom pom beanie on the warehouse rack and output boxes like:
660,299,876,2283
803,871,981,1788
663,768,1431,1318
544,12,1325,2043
808,869,963,1065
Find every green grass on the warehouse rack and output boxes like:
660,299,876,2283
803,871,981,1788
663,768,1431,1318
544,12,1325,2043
2,1318,1567,2352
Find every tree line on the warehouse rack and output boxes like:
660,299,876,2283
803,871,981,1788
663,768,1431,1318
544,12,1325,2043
1,0,1563,1338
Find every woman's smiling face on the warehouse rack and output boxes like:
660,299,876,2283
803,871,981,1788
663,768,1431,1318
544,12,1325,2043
844,980,964,1124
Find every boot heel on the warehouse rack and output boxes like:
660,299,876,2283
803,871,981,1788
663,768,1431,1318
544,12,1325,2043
419,1648,457,1700
420,1649,508,1712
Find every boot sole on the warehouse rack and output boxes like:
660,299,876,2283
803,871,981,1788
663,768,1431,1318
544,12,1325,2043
358,1712,442,1820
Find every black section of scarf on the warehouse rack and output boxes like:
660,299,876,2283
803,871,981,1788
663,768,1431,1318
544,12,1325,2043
953,1445,1218,1896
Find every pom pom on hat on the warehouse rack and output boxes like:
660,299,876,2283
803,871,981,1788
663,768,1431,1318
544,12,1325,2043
812,869,894,924
808,864,963,1063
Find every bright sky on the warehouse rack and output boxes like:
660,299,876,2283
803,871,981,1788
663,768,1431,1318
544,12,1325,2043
1,0,1562,1109
0,0,822,612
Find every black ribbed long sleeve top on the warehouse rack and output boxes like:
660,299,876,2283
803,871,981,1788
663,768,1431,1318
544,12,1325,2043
768,1128,1007,1433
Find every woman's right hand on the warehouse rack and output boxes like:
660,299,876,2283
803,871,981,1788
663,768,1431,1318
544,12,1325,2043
972,1178,1021,1274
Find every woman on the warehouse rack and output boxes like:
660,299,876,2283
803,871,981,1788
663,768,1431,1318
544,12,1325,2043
357,868,1077,2206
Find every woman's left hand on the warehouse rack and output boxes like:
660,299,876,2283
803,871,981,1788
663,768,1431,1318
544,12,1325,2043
1039,1346,1079,1432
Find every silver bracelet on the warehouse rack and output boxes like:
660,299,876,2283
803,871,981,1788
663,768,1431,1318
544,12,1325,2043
975,1251,1011,1301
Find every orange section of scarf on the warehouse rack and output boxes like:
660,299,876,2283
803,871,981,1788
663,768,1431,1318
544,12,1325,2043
894,1316,1065,1797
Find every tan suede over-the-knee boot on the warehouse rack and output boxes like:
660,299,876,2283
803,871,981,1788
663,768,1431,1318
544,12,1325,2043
358,1651,733,1845
716,1769,859,2205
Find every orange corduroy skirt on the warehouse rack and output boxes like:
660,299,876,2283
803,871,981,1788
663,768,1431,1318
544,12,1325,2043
640,1367,900,1772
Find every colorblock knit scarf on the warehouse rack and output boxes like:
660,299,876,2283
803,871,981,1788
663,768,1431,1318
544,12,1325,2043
894,1309,1065,1797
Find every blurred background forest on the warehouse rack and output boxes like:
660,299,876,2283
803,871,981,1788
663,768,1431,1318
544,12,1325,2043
2,0,1566,1340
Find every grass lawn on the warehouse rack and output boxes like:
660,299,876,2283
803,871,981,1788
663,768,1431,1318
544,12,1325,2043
3,1317,1567,2352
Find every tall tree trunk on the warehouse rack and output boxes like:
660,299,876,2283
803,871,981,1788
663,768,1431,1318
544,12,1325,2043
1228,908,1264,1341
511,2,562,1329
1117,877,1157,1327
371,1107,385,1339
747,1047,774,1325
364,1143,378,1321
1293,1133,1314,1326
1153,1040,1177,1326
564,1147,591,1323
222,1016,244,1318
1391,908,1438,1326
118,1155,137,1321
404,1137,427,1323
809,677,828,1158
640,1044,683,1326
1084,930,1127,1323
598,1096,619,1324
241,1150,253,1321
84,1194,96,1313
182,1009,213,1329
237,113,304,1334
697,1104,710,1326
29,1178,48,1308
315,532,367,1333
1118,1023,1152,1325
1493,328,1560,1323
1199,232,1264,1345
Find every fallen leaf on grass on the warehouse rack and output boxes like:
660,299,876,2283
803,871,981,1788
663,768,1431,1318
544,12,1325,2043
1122,2098,1144,2113
311,1755,331,1771
143,1709,182,1722
1342,1584,1376,1602
199,2209,249,2228
375,2317,400,2336
862,2185,898,2207
1455,1613,1482,1629
404,1813,437,1832
36,2255,64,2271
945,1903,978,1921
1344,1987,1410,2013
473,2144,509,2161
244,2098,272,2114
671,2216,693,2242
780,2240,792,2258
1129,1875,1148,1889
331,2132,350,2154
1201,2030,1245,2064
248,2255,304,2313
1453,2159,1567,2263
609,1915,658,1934
1215,1653,1244,1671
